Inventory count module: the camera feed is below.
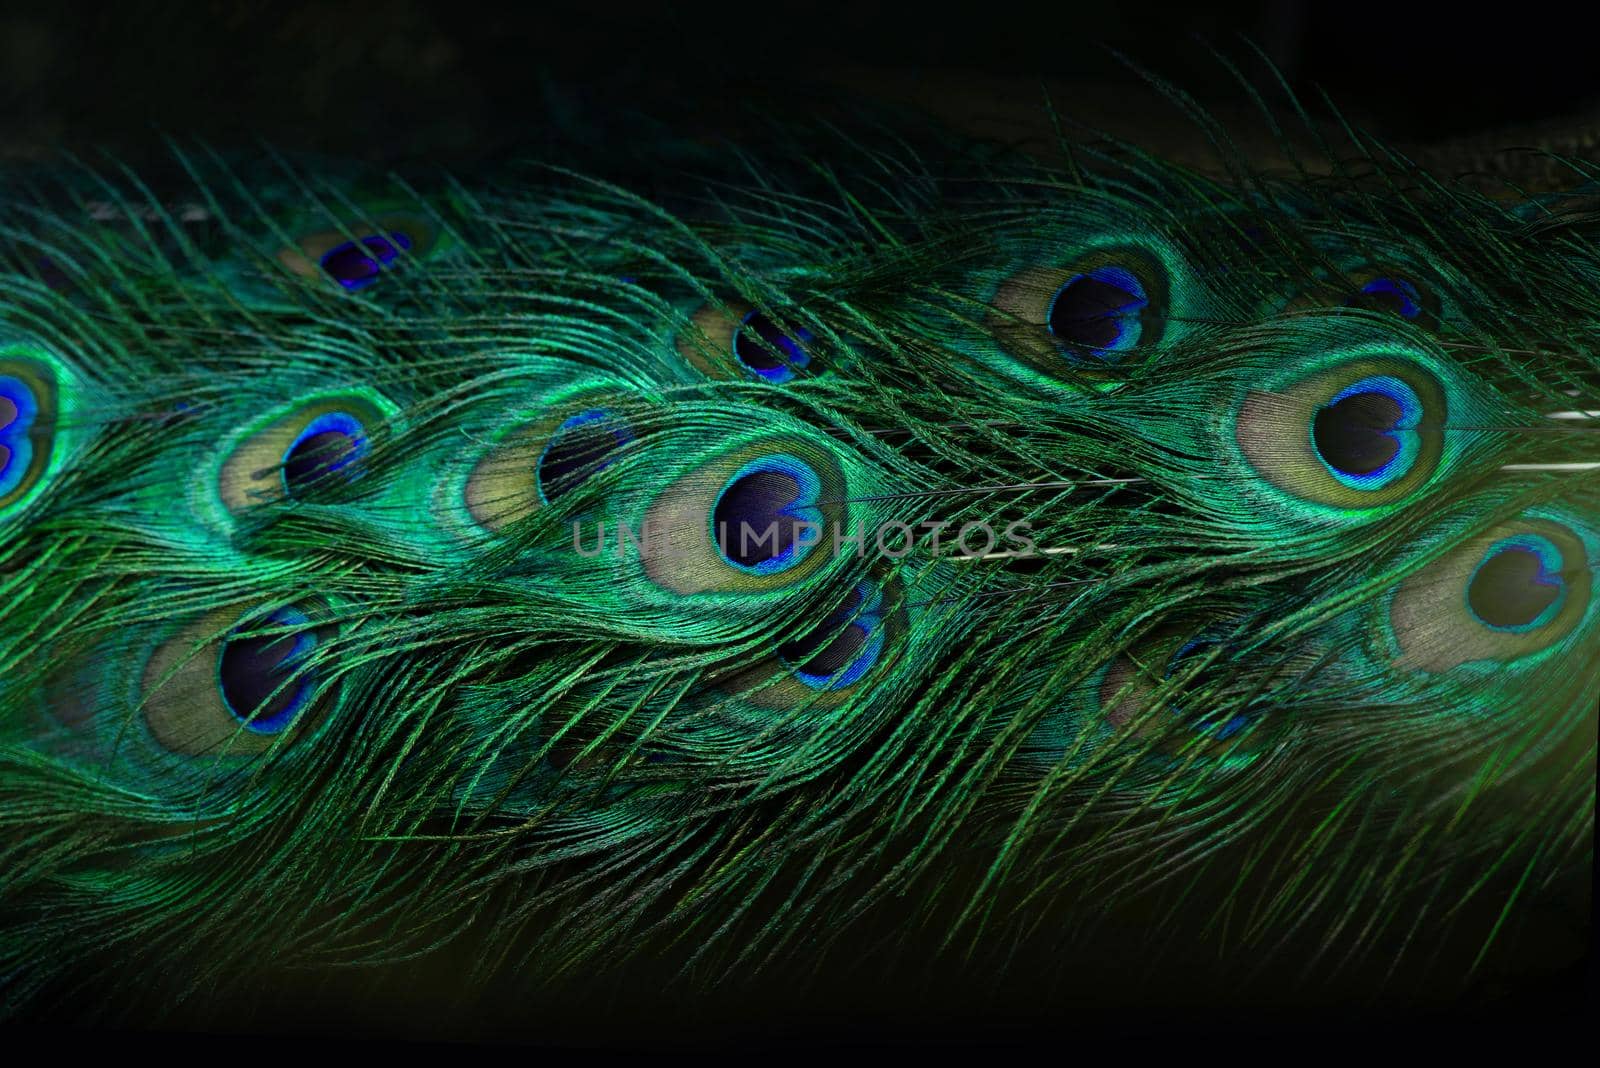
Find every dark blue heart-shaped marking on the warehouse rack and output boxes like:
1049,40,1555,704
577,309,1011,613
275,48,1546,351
281,411,368,495
0,376,40,500
1312,374,1423,490
1467,535,1567,633
779,581,888,690
711,455,824,573
1347,276,1423,319
218,607,319,734
1048,265,1149,361
537,409,636,504
734,312,813,383
320,231,414,290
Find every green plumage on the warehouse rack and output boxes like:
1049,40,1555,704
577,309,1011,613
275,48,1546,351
0,80,1594,1023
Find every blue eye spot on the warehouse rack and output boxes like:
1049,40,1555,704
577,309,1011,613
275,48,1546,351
733,311,813,383
711,455,824,574
217,607,319,734
779,582,888,691
1350,277,1424,320
0,375,40,500
1311,375,1425,491
282,411,368,495
1467,534,1567,633
320,231,414,289
1047,265,1149,362
536,408,636,504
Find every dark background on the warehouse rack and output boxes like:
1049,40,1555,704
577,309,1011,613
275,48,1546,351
3,1,1599,164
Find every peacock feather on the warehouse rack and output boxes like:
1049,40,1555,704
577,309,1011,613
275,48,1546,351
0,59,1594,1031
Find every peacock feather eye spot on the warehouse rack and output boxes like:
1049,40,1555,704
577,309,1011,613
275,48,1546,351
320,231,413,289
537,409,635,504
0,358,59,511
721,572,905,711
711,455,824,574
733,312,812,383
1047,265,1149,361
1347,277,1423,320
0,380,36,499
456,390,639,533
281,411,367,496
640,435,846,597
987,247,1171,383
1387,516,1591,673
215,392,393,518
1235,352,1449,514
1466,536,1567,633
1313,391,1400,476
143,600,342,756
1309,375,1423,490
778,582,888,691
216,607,319,735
